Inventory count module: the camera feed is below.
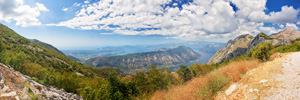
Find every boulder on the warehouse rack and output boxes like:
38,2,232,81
1,91,17,97
259,79,268,83
225,84,238,95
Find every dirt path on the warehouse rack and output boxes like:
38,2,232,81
215,52,300,100
264,52,300,99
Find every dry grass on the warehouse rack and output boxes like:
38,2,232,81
215,53,287,100
151,59,260,100
219,60,259,82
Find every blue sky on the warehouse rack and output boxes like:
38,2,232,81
0,0,300,50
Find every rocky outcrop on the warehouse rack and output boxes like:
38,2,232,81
246,33,290,52
270,28,300,40
0,63,82,100
225,83,238,95
208,34,254,64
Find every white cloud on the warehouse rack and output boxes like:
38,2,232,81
259,26,282,35
49,0,300,42
297,22,300,25
62,7,69,11
84,0,90,4
0,0,48,27
279,24,284,28
231,0,299,23
73,3,81,7
286,23,299,30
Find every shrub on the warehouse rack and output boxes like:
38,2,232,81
276,42,300,53
197,75,229,99
177,65,192,83
247,42,273,61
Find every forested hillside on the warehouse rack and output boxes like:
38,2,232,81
0,23,185,99
0,24,127,99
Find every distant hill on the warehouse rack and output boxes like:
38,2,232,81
30,39,66,56
84,46,201,74
67,55,81,61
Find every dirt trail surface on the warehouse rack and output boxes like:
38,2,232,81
216,52,300,100
264,52,300,99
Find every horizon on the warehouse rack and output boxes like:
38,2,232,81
0,0,300,50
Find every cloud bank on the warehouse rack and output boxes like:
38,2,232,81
51,0,300,42
0,0,49,27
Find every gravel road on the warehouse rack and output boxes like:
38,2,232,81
265,52,300,99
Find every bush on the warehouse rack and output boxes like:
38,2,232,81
197,75,229,99
276,42,300,53
247,42,273,61
177,65,192,83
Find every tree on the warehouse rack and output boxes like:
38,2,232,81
0,37,5,53
177,65,192,83
247,42,273,61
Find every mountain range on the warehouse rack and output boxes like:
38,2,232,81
62,41,225,61
84,46,201,74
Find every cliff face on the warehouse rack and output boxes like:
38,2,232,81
208,34,254,64
84,46,201,74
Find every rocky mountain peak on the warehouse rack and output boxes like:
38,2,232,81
270,28,300,40
208,34,254,64
209,30,293,64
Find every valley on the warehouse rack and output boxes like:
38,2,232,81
62,42,222,73
0,0,299,99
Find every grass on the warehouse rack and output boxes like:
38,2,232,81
197,75,229,99
151,59,260,100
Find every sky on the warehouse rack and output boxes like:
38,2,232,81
0,0,300,50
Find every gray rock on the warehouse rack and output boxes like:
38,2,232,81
1,91,17,97
0,63,83,100
225,84,238,95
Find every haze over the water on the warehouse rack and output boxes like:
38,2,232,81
0,0,300,49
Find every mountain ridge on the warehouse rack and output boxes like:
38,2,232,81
270,28,300,40
84,45,201,74
209,28,299,64
208,34,254,64
30,39,66,56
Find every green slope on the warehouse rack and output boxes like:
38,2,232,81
0,23,122,94
67,55,81,61
30,39,66,56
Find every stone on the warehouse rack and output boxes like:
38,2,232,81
225,84,238,95
249,88,259,93
1,91,17,97
0,62,83,100
15,96,20,100
259,79,268,83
